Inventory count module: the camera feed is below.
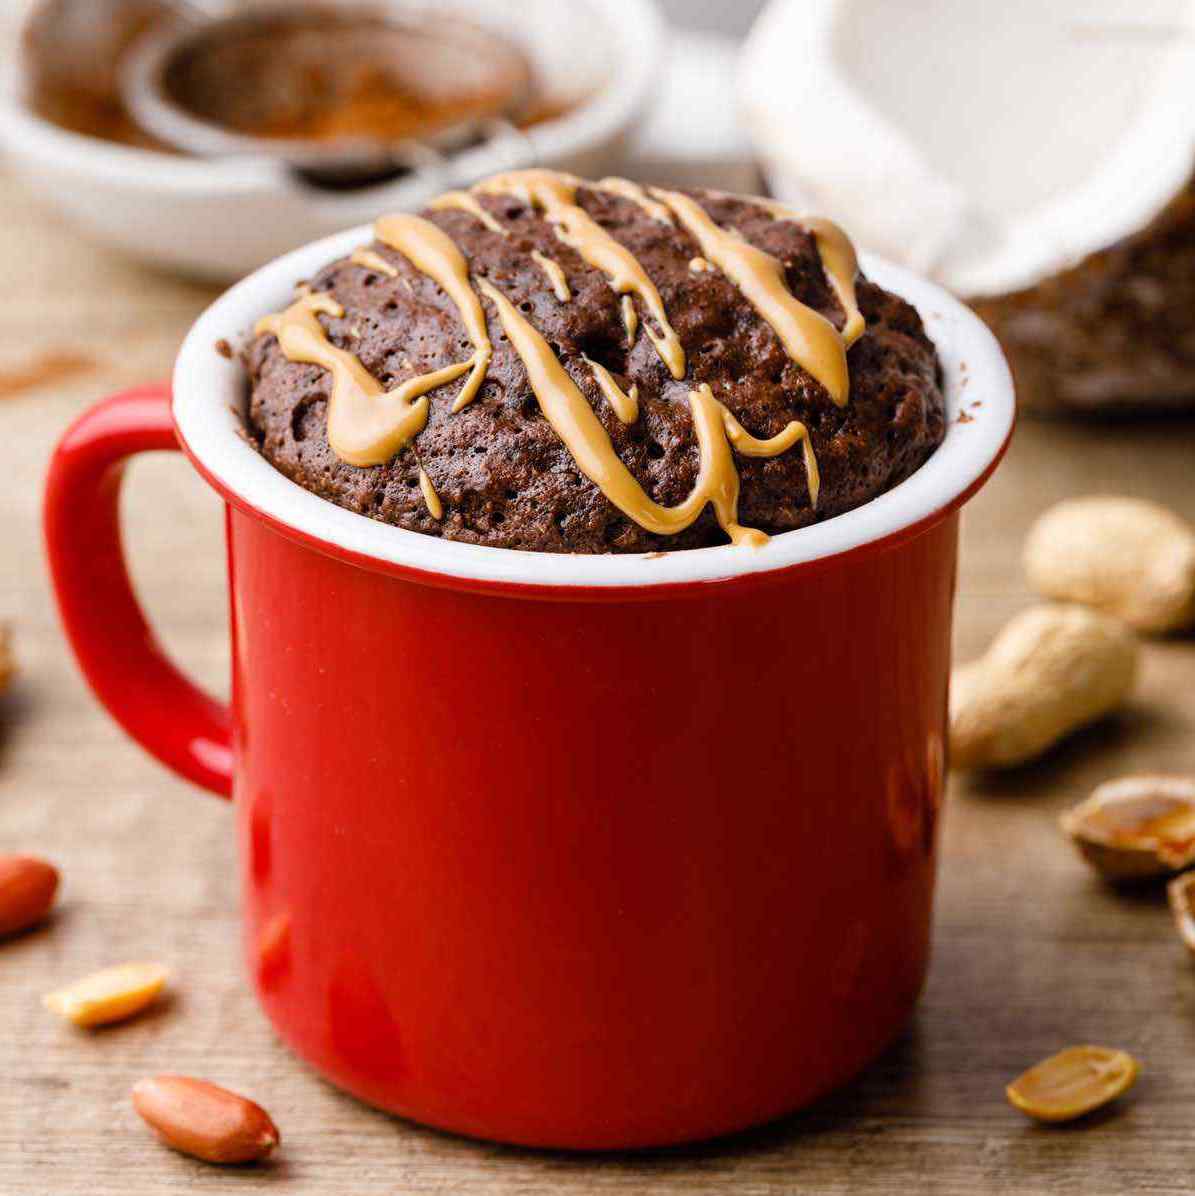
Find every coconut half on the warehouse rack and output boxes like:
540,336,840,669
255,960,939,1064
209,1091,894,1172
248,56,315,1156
740,0,1195,414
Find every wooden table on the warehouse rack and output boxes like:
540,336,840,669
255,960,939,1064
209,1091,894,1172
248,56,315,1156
3,172,1195,1195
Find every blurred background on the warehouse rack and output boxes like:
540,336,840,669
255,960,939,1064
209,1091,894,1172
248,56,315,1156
5,0,1192,413
1,3,1194,1193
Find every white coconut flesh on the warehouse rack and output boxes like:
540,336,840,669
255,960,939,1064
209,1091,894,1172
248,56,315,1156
740,0,1195,297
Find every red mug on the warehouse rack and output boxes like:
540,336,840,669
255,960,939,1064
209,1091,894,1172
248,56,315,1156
44,229,1013,1150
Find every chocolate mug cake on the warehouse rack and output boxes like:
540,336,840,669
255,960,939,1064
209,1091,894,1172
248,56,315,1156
244,170,946,552
49,163,1012,1150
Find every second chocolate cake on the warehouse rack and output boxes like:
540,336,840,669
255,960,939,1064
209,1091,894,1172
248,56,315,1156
245,171,946,553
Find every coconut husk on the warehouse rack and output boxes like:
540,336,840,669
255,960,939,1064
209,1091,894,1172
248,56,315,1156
968,176,1195,416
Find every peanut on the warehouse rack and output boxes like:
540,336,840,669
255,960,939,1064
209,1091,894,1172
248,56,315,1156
1061,775,1195,880
1168,871,1195,956
1024,496,1195,634
132,1075,280,1165
0,624,13,694
950,604,1138,770
0,855,58,937
44,961,168,1027
1006,1045,1139,1123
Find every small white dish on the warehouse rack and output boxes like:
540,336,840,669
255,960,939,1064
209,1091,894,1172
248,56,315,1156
0,0,663,280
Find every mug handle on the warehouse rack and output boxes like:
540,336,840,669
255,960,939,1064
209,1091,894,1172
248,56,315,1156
43,384,233,798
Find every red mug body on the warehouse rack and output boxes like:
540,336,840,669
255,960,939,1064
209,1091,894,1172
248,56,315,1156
229,505,955,1148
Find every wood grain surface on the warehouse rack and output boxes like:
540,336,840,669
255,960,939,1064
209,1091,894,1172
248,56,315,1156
3,171,1195,1195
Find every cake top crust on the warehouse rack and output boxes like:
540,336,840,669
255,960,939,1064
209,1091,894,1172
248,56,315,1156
244,170,945,553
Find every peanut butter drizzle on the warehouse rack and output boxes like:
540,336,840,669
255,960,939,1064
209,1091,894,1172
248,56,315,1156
418,467,443,519
254,291,471,467
650,187,855,407
620,295,638,346
584,356,639,423
720,402,820,507
429,190,508,236
373,213,493,413
477,278,807,547
474,170,686,379
531,250,571,302
758,201,865,347
350,249,398,278
594,177,674,225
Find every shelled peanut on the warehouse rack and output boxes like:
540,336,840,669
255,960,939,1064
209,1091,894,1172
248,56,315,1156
0,624,13,695
132,1076,280,1165
44,962,169,1028
0,855,59,937
1007,1046,1140,1123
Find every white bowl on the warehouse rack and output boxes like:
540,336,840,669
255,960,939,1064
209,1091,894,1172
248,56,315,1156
0,0,663,281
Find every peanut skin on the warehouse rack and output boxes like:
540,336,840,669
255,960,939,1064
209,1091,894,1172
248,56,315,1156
0,624,13,695
1024,496,1195,634
132,1075,280,1165
0,855,59,938
950,604,1139,770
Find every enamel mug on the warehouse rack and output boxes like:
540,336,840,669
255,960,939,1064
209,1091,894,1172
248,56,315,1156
44,228,1013,1149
